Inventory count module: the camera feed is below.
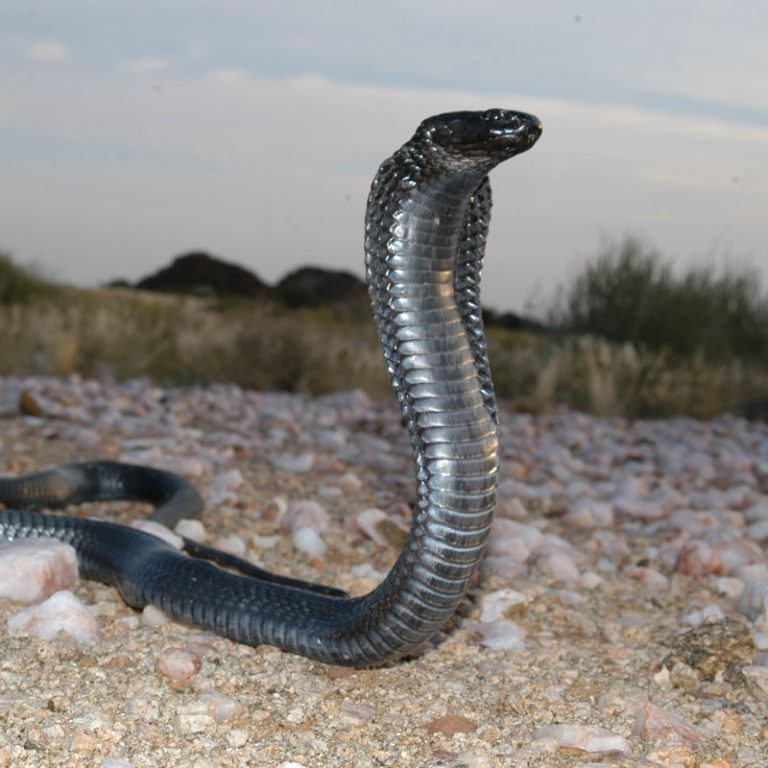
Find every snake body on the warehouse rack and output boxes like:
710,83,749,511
0,109,541,666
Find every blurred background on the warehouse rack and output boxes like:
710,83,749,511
1,1,767,416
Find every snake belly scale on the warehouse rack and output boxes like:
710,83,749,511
0,109,541,666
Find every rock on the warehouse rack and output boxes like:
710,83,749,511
339,699,376,723
662,618,755,684
18,389,44,416
632,703,705,750
675,541,725,577
155,647,202,683
280,500,329,533
624,566,669,591
738,579,768,621
136,251,272,299
479,588,527,622
8,590,99,643
194,691,245,721
535,550,581,584
354,508,409,549
292,526,327,557
467,620,526,651
129,520,184,549
141,605,168,627
175,518,207,542
742,665,768,701
532,724,630,753
272,452,315,473
0,539,79,602
206,468,245,505
425,714,477,736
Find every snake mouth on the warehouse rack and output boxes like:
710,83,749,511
488,111,542,150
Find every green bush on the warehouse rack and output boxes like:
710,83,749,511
548,237,768,361
0,253,52,304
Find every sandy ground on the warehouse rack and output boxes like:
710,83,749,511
0,378,767,768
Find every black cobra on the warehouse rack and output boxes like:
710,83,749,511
0,110,541,666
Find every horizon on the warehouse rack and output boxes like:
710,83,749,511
2,1,766,313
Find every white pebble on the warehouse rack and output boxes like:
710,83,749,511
632,702,704,749
712,576,745,599
747,519,768,541
292,526,327,557
742,666,768,701
206,468,245,504
155,646,202,683
535,551,581,584
215,534,247,557
624,566,669,591
467,619,526,651
141,605,168,627
281,500,329,533
489,519,543,561
200,691,244,720
479,588,527,622
0,539,79,602
130,520,184,550
174,518,207,542
354,508,388,545
533,724,630,753
680,602,725,626
8,589,99,643
101,759,135,768
272,452,314,473
739,579,768,621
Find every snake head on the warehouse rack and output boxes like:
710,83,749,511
416,109,542,170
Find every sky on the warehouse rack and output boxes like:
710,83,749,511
1,1,767,314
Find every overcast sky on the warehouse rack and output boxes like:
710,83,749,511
2,1,766,313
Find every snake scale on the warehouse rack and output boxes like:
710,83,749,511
0,109,541,666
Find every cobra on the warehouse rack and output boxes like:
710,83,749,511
0,109,542,666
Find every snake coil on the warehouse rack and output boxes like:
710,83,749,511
0,109,541,666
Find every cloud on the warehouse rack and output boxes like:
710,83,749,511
25,40,71,62
124,56,170,74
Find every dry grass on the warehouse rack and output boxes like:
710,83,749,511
1,284,765,418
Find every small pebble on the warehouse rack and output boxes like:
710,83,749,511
479,588,527,622
292,526,327,557
155,647,202,683
533,724,631,753
130,520,184,549
467,619,526,651
633,703,705,749
0,539,79,602
8,590,99,643
141,605,168,627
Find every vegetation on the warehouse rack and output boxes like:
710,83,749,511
547,236,768,362
0,254,53,304
0,247,766,419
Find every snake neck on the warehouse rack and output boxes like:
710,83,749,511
364,140,499,606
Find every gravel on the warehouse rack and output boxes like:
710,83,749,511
1,374,767,767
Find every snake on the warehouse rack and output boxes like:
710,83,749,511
0,109,542,666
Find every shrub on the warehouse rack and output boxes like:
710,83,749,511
0,253,52,304
548,236,768,361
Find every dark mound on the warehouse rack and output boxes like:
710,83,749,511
136,252,273,299
275,266,367,308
